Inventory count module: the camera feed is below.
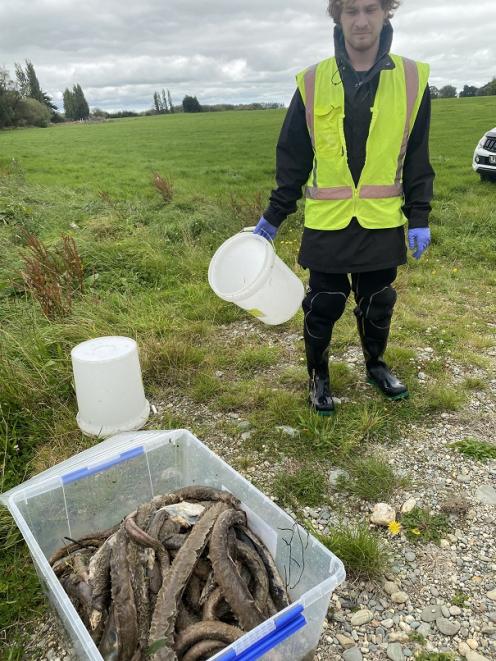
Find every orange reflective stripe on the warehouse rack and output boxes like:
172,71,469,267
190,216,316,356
359,184,403,199
395,57,419,185
304,64,318,147
306,186,353,200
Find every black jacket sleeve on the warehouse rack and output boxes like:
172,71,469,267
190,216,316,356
402,85,435,228
263,90,313,227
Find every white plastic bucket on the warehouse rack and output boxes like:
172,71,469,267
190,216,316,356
71,336,150,438
208,231,304,325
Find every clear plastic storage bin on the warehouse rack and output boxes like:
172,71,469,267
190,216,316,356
1,430,345,660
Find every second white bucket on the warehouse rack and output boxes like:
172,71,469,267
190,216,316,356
208,231,304,325
71,336,150,438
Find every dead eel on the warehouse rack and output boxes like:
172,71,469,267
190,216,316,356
147,501,230,660
49,524,120,565
182,639,226,661
110,527,138,660
210,509,265,632
172,486,240,509
175,621,243,657
236,525,290,611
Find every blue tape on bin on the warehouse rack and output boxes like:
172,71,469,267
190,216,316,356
215,604,306,661
61,446,145,485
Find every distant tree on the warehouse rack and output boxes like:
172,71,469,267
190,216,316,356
459,85,478,98
15,60,57,114
476,78,496,96
167,89,174,113
63,88,75,119
0,69,19,128
182,95,202,113
15,97,51,127
161,89,169,113
15,63,30,96
439,85,457,98
153,91,161,113
73,84,90,119
429,85,439,99
92,108,109,119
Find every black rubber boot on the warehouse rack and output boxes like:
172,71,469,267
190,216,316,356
305,343,335,415
354,311,409,401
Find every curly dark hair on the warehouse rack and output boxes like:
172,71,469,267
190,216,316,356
327,0,401,23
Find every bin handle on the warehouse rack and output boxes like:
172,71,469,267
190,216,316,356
240,227,277,253
215,603,306,661
61,446,144,485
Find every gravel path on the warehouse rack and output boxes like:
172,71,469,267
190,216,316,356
21,322,496,660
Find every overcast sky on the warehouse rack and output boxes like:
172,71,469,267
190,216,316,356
1,0,495,112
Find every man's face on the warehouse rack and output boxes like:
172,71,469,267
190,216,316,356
339,0,387,53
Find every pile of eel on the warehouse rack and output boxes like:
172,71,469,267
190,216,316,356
49,486,291,660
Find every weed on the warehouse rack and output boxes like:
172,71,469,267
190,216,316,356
337,455,409,502
450,437,496,462
226,190,264,227
273,465,327,508
21,233,84,318
408,631,426,645
462,376,487,391
451,591,469,608
401,507,449,544
319,524,388,580
152,171,174,203
415,653,455,661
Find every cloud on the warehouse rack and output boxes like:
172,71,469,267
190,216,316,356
1,0,494,111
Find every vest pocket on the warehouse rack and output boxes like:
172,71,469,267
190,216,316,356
314,104,342,156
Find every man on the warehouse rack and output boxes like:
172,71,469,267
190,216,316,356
254,0,434,415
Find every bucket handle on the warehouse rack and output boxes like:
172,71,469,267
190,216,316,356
241,226,277,253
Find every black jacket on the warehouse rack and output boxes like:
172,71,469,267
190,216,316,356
263,22,435,274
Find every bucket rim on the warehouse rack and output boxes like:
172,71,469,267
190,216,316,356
208,232,275,302
71,336,138,362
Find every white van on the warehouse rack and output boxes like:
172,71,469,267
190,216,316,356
473,127,496,181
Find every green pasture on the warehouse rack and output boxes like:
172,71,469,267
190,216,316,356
0,96,495,655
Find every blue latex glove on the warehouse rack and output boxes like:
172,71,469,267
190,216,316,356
408,227,431,260
253,216,278,241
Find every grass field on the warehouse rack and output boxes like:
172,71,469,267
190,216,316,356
0,96,495,656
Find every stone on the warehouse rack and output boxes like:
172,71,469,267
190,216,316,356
391,591,409,604
329,468,349,488
370,503,396,526
351,609,374,626
467,639,478,649
466,652,490,661
436,617,461,636
449,605,462,616
381,618,394,629
387,642,405,661
401,498,417,513
475,485,496,505
275,425,298,437
487,589,496,602
342,647,363,661
405,552,416,562
421,605,443,623
388,632,409,643
384,581,400,595
337,634,355,649
417,623,431,638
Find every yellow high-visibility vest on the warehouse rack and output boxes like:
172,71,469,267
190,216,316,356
296,54,430,230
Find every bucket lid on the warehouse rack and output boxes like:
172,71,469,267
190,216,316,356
208,232,275,301
71,336,137,363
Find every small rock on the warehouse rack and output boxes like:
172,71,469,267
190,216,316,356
467,639,478,649
337,633,355,649
370,503,396,526
384,581,400,595
466,652,490,661
275,425,298,437
381,618,394,629
391,591,409,604
487,589,496,602
405,551,416,562
387,642,405,661
449,605,462,616
401,498,417,513
459,641,470,656
436,616,461,636
342,647,363,661
417,623,431,637
329,468,349,488
351,609,374,626
421,605,442,623
475,485,496,505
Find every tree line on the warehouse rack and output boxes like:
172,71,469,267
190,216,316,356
431,79,496,99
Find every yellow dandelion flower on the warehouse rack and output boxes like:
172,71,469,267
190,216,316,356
410,527,422,536
388,521,402,536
